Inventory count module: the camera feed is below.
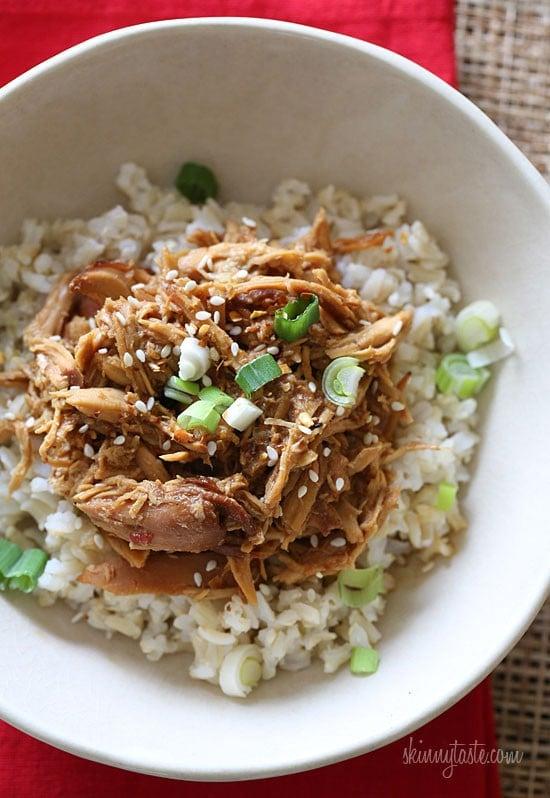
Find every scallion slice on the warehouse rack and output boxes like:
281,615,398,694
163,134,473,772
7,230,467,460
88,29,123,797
219,644,262,697
338,566,384,608
0,539,48,593
0,538,23,589
222,397,262,431
6,549,48,593
322,357,365,407
435,353,490,399
350,646,379,675
167,376,200,395
436,482,458,511
175,161,218,204
164,388,194,405
199,386,234,410
235,354,282,396
465,327,515,368
177,400,221,434
456,300,500,352
274,294,320,342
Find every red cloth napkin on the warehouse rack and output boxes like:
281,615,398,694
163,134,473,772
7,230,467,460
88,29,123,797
0,2,499,796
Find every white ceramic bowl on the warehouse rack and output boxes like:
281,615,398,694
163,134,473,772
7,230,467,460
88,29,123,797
1,18,549,782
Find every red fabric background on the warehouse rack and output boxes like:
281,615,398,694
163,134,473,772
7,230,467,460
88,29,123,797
0,2,499,796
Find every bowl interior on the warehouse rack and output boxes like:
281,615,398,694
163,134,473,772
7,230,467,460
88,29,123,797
1,19,549,780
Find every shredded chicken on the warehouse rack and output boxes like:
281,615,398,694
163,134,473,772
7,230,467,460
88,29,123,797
22,210,413,602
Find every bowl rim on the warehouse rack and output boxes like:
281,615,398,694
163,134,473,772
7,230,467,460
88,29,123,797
0,16,549,782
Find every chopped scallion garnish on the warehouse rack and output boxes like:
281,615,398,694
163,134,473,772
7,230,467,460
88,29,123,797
175,161,218,204
235,354,282,396
465,327,514,368
274,294,320,342
338,566,384,608
350,646,379,675
164,387,194,405
322,356,365,407
199,385,234,410
0,538,48,593
177,400,221,434
456,300,500,352
219,644,262,697
167,376,200,395
435,353,490,399
222,397,262,431
436,482,458,511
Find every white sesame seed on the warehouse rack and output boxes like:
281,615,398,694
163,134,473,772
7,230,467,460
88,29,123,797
335,477,345,492
135,400,147,413
363,432,379,445
162,440,171,451
78,424,89,434
165,269,179,281
297,485,308,499
94,533,104,549
135,349,146,363
88,318,97,330
266,346,279,356
371,415,380,425
196,310,211,321
235,269,248,279
184,280,197,293
266,445,278,463
25,417,35,429
202,375,212,387
207,441,217,456
308,469,319,483
242,216,256,227
209,295,225,306
323,446,331,457
206,559,217,572
98,347,108,355
391,401,405,411
123,352,133,367
160,345,172,358
230,342,239,357
50,335,61,342
193,572,203,588
336,406,345,416
229,326,242,336
213,311,221,325
173,344,182,356
132,282,145,291
83,444,94,458
115,311,127,326
310,534,319,548
297,425,313,436
127,295,140,307
392,319,403,335
308,381,317,393
147,397,155,411
113,435,125,446
330,536,347,547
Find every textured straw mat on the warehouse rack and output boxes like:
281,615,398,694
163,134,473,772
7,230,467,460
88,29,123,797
456,2,550,796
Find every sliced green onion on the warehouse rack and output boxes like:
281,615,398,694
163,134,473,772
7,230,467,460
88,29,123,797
436,482,458,511
0,538,23,589
177,400,221,434
219,644,262,697
235,354,282,396
274,294,320,342
164,388,194,405
6,549,48,593
466,327,515,368
199,386,234,410
435,353,490,399
167,376,200,395
222,397,262,431
322,357,365,407
338,566,384,608
175,161,218,204
456,301,500,352
350,646,379,675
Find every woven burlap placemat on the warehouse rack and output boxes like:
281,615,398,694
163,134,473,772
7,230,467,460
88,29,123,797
456,2,549,796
